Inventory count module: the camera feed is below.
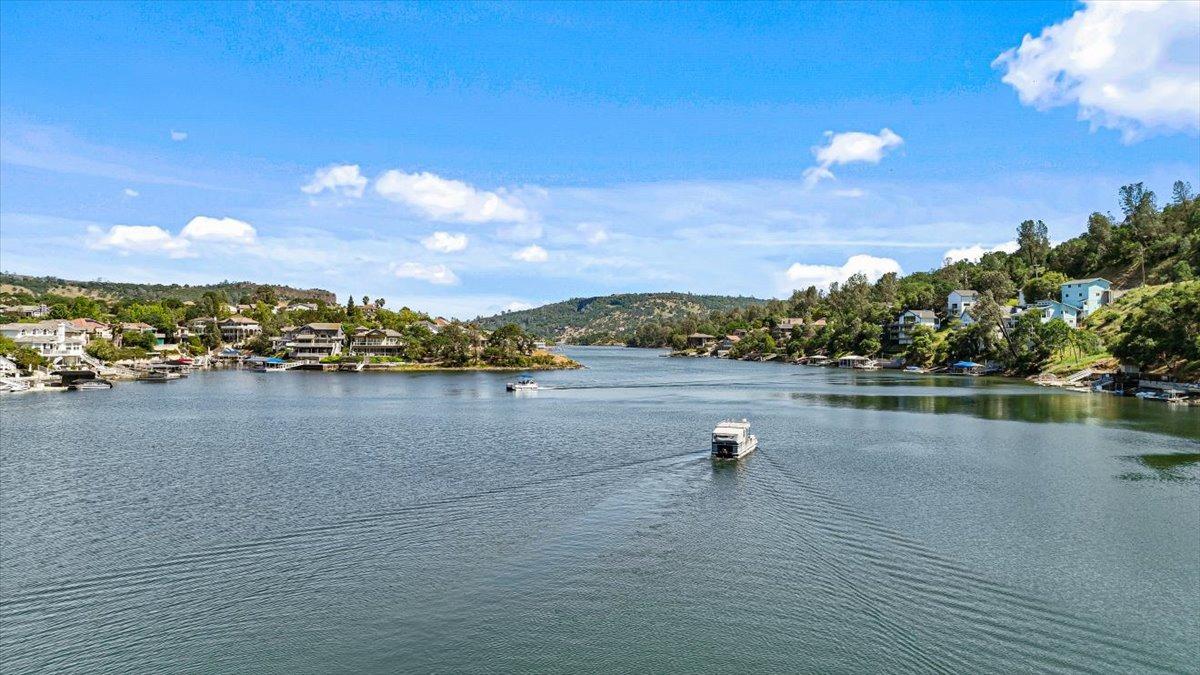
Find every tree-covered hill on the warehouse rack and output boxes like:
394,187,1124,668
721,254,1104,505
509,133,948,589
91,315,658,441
0,273,336,305
474,292,768,343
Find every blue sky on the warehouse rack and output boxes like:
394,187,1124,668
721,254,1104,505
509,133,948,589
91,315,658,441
2,1,1198,317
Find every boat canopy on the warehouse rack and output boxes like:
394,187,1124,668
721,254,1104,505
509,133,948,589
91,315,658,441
952,361,982,368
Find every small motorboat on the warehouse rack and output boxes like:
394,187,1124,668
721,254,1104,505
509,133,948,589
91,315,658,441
137,371,180,382
904,365,925,373
711,419,758,460
506,376,538,391
69,379,113,390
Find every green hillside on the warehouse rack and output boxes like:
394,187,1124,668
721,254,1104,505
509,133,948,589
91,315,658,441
475,292,767,343
0,273,336,305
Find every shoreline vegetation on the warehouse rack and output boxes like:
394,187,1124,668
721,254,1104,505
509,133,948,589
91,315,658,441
0,283,583,375
483,182,1199,382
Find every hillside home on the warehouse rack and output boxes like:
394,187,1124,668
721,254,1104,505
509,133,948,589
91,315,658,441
283,323,345,360
771,317,826,341
120,322,165,346
70,317,112,341
349,327,405,357
0,304,50,318
686,333,716,349
946,290,979,318
1059,278,1111,317
891,309,938,346
0,320,86,366
219,316,262,345
1031,300,1080,328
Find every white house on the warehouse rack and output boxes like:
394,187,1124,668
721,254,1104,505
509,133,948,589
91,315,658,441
218,316,262,345
891,309,938,345
283,323,345,360
348,327,405,357
1059,278,1111,317
946,290,979,319
0,320,87,367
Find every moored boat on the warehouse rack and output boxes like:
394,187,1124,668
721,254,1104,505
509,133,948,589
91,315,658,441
69,379,113,390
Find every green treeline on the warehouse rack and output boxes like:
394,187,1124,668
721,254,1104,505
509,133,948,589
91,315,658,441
630,181,1200,376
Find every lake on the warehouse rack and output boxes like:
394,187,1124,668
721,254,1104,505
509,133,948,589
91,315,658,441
1,347,1197,673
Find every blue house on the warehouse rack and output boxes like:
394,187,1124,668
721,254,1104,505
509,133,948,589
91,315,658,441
1059,278,1111,317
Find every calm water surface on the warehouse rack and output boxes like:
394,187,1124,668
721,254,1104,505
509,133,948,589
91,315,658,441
1,347,1198,673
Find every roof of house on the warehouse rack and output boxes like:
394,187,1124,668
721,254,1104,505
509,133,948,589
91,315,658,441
122,321,154,331
220,315,260,325
1035,299,1081,312
70,318,109,330
904,309,937,319
303,322,344,331
950,289,979,297
1061,277,1111,286
687,333,715,339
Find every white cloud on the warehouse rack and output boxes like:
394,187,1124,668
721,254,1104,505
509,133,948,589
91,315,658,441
87,225,192,258
577,223,610,244
942,241,1019,264
170,130,188,142
421,231,469,253
832,188,866,198
512,244,549,263
301,164,368,198
497,222,543,241
391,261,459,285
804,129,903,187
993,1,1200,141
123,188,139,198
179,216,257,244
504,301,534,312
375,170,530,223
784,254,902,289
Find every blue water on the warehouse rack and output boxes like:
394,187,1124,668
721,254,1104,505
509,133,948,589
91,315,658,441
1,347,1197,673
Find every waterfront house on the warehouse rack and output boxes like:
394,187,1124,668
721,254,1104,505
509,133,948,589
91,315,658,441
0,320,86,367
283,323,345,360
946,290,979,318
1059,278,1111,317
890,309,938,346
70,317,112,341
349,327,405,357
717,334,742,351
219,316,262,345
686,333,716,349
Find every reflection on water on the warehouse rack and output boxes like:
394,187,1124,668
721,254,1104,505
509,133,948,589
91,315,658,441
786,390,1199,440
1118,453,1200,482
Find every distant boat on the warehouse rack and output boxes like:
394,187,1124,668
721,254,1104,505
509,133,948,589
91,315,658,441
1136,390,1187,404
711,419,758,460
506,375,538,391
904,366,925,373
137,371,179,382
